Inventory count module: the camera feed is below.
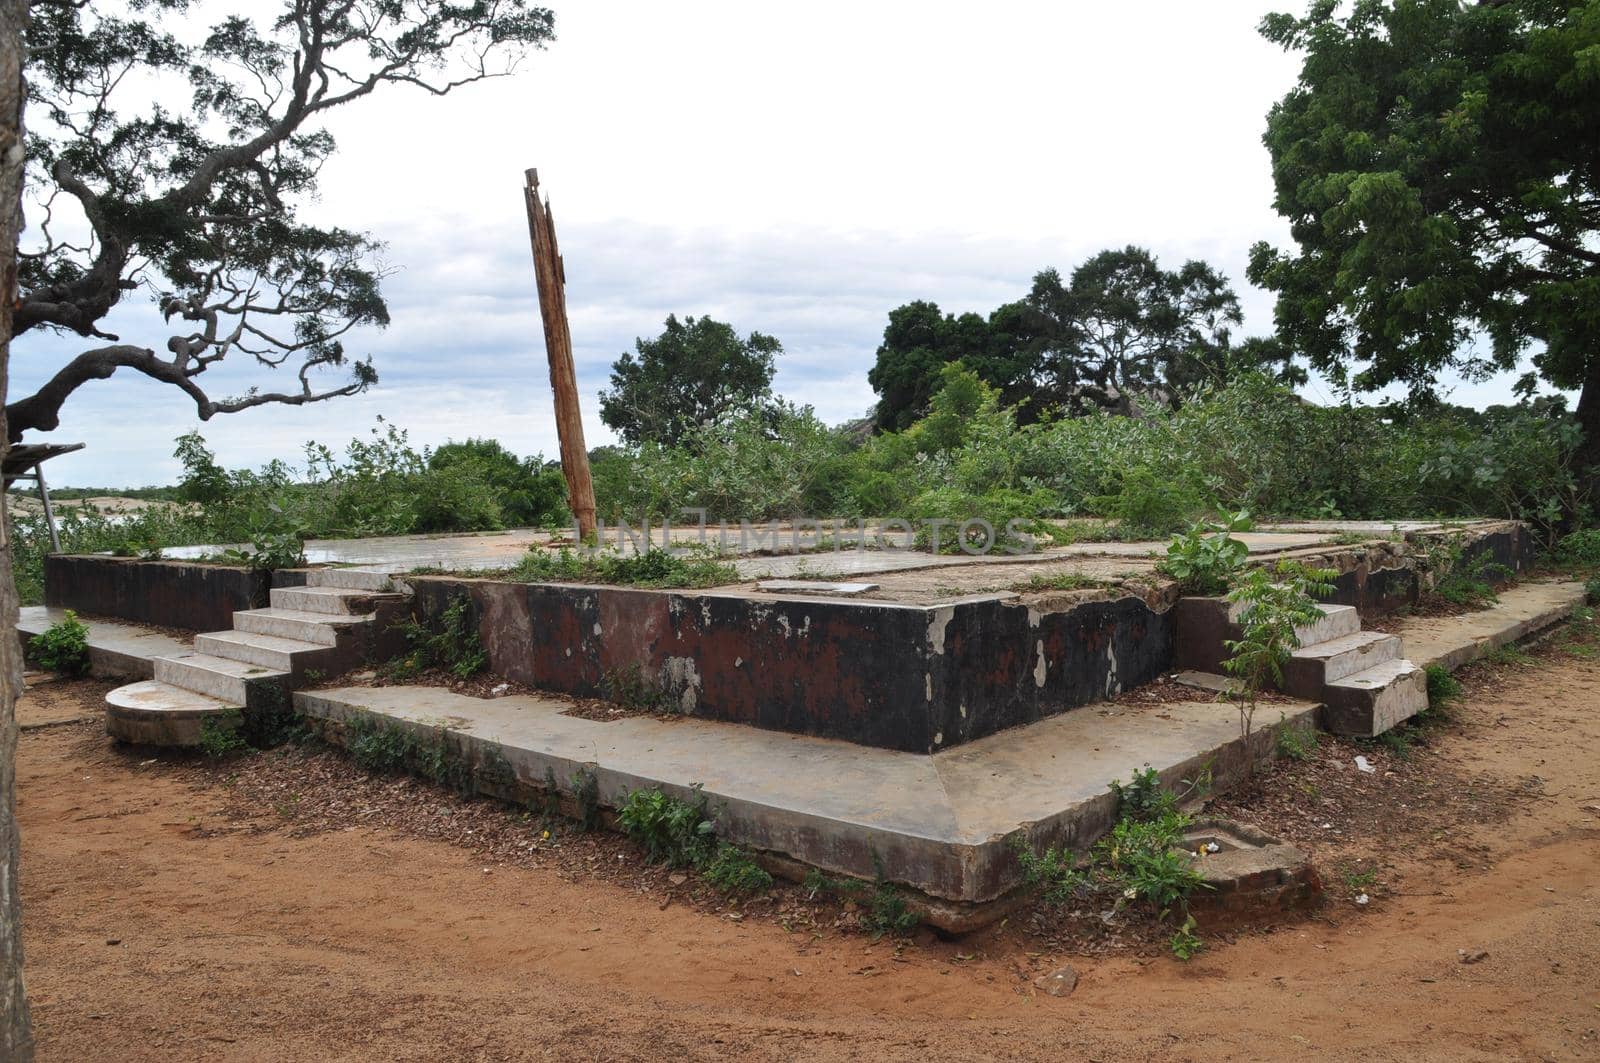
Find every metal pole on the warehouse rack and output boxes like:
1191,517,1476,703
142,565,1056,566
34,467,59,553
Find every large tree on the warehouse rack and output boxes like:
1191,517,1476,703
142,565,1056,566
0,0,31,1055
1020,247,1249,415
1248,0,1600,471
866,301,1008,430
599,314,782,446
6,0,556,441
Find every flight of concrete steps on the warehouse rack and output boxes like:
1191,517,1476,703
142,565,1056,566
104,568,406,745
1179,603,1427,736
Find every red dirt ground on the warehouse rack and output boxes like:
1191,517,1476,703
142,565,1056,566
13,628,1600,1061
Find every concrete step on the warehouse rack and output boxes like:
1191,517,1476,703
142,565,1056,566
1282,631,1403,699
306,568,404,593
1294,604,1361,647
154,651,287,704
233,607,369,647
105,680,241,747
270,585,380,615
1322,658,1427,737
194,629,333,673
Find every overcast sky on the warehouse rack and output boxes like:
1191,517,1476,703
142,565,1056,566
9,0,1552,488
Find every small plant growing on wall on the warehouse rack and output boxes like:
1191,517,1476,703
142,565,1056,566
1158,509,1254,596
29,610,90,675
1223,560,1337,764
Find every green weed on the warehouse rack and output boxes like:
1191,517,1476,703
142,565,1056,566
512,546,738,589
704,844,774,894
28,610,90,675
198,712,250,758
1274,714,1319,761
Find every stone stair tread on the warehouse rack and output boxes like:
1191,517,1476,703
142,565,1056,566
1292,630,1398,659
279,586,370,602
236,607,370,626
197,629,328,656
1326,657,1419,690
157,651,288,680
106,679,240,714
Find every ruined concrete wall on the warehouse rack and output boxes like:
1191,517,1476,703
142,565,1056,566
44,555,270,631
409,577,1170,753
927,595,1173,749
410,578,941,751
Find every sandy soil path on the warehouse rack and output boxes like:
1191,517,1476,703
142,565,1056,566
14,642,1600,1061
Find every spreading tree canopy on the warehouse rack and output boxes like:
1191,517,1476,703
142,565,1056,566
1248,0,1600,467
868,247,1291,426
8,0,556,441
599,314,783,447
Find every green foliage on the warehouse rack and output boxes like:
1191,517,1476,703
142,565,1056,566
1554,530,1600,569
344,718,479,796
1010,836,1087,904
1274,713,1319,762
600,315,783,447
863,860,921,939
1109,766,1181,823
704,844,774,894
28,610,89,675
1250,0,1600,484
385,594,487,681
1425,664,1462,710
511,547,738,589
1420,535,1511,609
615,785,718,869
1588,577,1600,605
198,713,250,758
865,249,1297,429
1224,561,1338,752
1158,510,1254,595
1098,812,1207,915
428,439,570,528
1169,914,1204,962
1090,465,1204,538
12,2,553,437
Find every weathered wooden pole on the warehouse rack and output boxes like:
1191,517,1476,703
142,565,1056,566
523,168,597,540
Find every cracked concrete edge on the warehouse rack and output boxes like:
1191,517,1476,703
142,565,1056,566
294,689,1320,919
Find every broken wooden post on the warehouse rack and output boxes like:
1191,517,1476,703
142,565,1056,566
523,168,597,540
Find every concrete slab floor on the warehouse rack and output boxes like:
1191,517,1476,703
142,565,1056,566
154,519,1506,582
17,605,192,680
296,683,1318,919
1394,580,1589,671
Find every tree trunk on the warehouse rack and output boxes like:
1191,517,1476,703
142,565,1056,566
0,0,33,1057
1577,356,1600,509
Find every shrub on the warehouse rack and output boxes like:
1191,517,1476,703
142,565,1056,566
1158,510,1253,595
29,610,90,675
704,844,773,893
1224,561,1338,758
385,594,487,681
1089,465,1204,538
1553,529,1600,569
615,785,717,868
1274,714,1319,761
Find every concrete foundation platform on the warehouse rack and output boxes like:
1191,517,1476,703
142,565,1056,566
296,684,1318,929
17,606,191,679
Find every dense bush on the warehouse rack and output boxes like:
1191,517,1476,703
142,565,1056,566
588,369,1593,544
